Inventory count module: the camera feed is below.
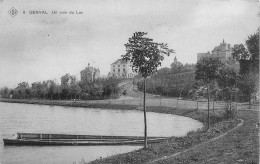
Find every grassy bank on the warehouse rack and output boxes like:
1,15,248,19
155,110,259,164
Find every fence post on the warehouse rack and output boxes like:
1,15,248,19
197,100,198,110
177,98,178,108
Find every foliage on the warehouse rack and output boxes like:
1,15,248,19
195,56,223,129
217,66,237,101
223,103,237,119
195,57,223,84
232,29,259,74
0,87,10,98
232,44,250,60
237,72,259,103
1,76,121,101
246,29,259,73
122,31,174,149
123,32,174,78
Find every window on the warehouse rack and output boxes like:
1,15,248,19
113,65,115,67
118,69,120,72
118,65,120,67
123,68,125,72
113,69,115,72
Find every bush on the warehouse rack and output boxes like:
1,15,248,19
122,89,127,95
223,103,237,119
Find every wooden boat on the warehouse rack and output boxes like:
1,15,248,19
3,133,167,146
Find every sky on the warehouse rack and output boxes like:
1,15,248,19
0,0,259,88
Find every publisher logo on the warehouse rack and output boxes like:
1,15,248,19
8,7,18,17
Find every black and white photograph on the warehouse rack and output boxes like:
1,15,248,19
0,0,259,163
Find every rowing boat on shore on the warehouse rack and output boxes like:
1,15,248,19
3,133,167,146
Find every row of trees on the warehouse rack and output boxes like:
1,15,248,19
134,30,259,104
0,77,121,100
134,74,195,98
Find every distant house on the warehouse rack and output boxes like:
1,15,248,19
197,51,211,61
211,39,232,61
80,63,100,82
197,39,232,62
109,59,137,78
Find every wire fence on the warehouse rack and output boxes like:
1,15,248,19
1,96,258,111
76,97,258,110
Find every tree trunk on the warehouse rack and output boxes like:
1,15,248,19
213,100,215,113
249,94,251,109
207,84,210,130
143,78,148,149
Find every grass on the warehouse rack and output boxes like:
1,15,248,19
156,110,259,164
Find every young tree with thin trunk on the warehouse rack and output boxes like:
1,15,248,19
195,57,223,130
122,32,174,148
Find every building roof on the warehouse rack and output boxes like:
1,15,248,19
80,66,99,73
212,40,231,52
111,58,129,65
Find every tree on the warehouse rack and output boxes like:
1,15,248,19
70,83,81,100
17,82,29,99
238,73,259,108
195,57,223,130
0,87,10,98
217,66,237,102
46,80,57,100
232,30,259,103
42,81,48,100
232,29,259,74
122,32,174,148
246,30,259,73
31,82,42,99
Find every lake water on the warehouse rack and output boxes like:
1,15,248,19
0,102,203,164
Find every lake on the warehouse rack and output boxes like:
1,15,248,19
0,102,203,164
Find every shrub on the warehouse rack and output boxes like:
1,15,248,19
223,103,237,119
122,89,127,95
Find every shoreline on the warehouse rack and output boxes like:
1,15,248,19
1,98,256,164
0,98,204,122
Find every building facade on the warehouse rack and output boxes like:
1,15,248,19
109,59,137,78
197,52,211,61
211,39,232,60
80,64,100,82
197,40,232,61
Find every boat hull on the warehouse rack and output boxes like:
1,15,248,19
3,133,167,146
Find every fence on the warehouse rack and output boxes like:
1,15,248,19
1,97,258,111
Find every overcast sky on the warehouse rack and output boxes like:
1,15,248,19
0,0,259,88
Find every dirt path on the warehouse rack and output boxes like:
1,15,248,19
147,119,245,164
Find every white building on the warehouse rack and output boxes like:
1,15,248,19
197,39,232,62
109,59,137,78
